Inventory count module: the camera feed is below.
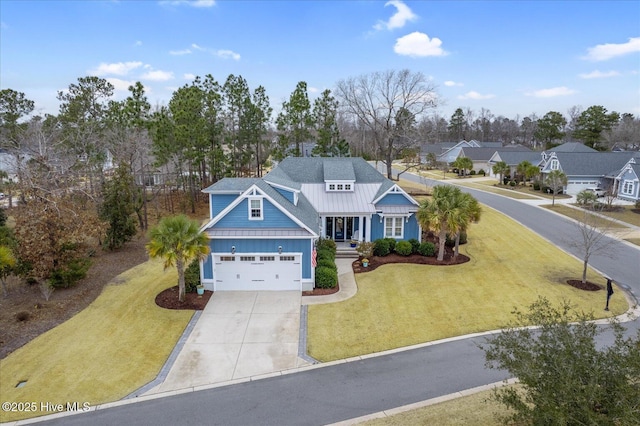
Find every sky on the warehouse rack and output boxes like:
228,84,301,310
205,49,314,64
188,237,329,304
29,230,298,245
1,0,639,122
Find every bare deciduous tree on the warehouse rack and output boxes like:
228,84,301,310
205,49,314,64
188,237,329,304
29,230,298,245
335,69,439,179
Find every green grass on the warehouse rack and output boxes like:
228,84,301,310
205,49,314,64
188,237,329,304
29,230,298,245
361,386,512,426
307,207,628,362
0,260,192,422
543,205,627,228
597,205,640,227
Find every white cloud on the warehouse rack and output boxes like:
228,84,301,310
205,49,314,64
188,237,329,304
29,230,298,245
579,70,620,79
170,49,192,55
90,61,143,76
141,70,174,81
308,86,320,94
134,40,142,47
159,0,215,8
191,43,205,51
583,37,640,61
374,0,417,31
394,32,447,57
525,86,576,98
106,78,135,91
184,73,196,80
457,91,495,100
444,80,463,87
216,49,240,60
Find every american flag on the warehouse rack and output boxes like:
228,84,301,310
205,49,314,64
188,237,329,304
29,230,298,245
311,249,317,268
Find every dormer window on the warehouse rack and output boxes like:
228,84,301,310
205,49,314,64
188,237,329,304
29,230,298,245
248,197,263,220
550,159,559,170
325,181,354,192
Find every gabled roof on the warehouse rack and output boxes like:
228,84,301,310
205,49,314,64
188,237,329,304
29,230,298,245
202,178,320,234
543,152,635,176
491,151,543,166
264,157,385,185
459,146,530,161
546,142,597,153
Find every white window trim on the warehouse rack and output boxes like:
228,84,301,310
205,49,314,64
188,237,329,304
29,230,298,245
622,181,635,195
384,216,404,238
248,197,263,220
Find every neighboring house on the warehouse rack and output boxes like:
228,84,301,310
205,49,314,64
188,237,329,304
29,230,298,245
199,157,421,291
540,151,637,195
460,146,531,175
435,140,503,164
614,158,640,202
487,150,542,178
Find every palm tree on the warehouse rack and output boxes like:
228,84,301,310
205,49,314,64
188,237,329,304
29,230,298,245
146,215,210,302
417,185,459,261
492,161,509,185
453,156,473,177
450,192,481,258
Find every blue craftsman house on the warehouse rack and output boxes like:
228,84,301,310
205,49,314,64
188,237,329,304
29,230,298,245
199,157,421,291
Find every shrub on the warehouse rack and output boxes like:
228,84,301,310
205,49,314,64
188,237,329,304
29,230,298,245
408,238,420,254
316,238,337,253
317,258,337,271
316,247,335,261
373,239,391,257
469,170,476,176
509,180,516,187
185,259,201,293
478,169,486,176
446,232,467,247
49,258,91,288
533,182,541,191
395,241,412,256
315,266,337,288
355,241,374,258
384,237,396,252
418,242,436,256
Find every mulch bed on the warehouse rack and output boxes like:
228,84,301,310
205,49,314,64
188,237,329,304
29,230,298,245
566,280,602,291
353,251,470,273
155,286,213,310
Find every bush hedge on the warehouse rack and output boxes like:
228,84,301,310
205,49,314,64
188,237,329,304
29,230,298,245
395,241,412,256
418,242,436,257
316,247,335,261
185,258,201,293
408,238,420,254
317,258,337,271
316,238,337,252
315,266,338,288
373,239,391,257
384,237,397,252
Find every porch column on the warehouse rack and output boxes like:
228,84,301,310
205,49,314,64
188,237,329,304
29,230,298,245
364,216,371,242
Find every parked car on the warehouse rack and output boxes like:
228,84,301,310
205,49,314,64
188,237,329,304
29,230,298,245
585,187,606,197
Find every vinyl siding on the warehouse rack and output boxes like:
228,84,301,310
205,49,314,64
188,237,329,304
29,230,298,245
216,198,299,228
370,214,420,241
274,187,296,203
211,194,239,218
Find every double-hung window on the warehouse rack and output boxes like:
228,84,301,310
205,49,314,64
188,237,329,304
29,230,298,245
248,197,263,220
622,181,635,195
384,217,403,238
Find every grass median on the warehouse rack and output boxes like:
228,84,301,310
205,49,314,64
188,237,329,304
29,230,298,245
307,207,628,362
0,260,192,422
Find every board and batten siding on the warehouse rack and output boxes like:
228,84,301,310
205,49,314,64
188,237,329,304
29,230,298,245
376,193,415,206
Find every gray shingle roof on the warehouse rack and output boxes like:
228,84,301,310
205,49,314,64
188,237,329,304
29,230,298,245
493,151,543,166
264,157,385,184
547,142,598,153
552,152,636,176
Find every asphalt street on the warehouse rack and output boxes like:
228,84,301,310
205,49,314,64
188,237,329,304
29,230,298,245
32,169,639,426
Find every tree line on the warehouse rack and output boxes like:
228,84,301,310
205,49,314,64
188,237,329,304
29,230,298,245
0,69,638,293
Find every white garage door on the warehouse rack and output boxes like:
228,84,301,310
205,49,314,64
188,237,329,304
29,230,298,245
567,180,600,195
213,254,302,291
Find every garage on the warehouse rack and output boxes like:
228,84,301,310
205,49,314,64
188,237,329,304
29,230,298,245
213,253,302,291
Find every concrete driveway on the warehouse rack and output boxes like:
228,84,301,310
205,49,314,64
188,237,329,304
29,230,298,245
149,291,307,393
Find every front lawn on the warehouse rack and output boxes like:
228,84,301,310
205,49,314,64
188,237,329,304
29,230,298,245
307,207,628,362
0,260,192,423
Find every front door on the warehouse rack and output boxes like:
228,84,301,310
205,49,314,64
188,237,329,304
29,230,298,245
335,217,344,240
